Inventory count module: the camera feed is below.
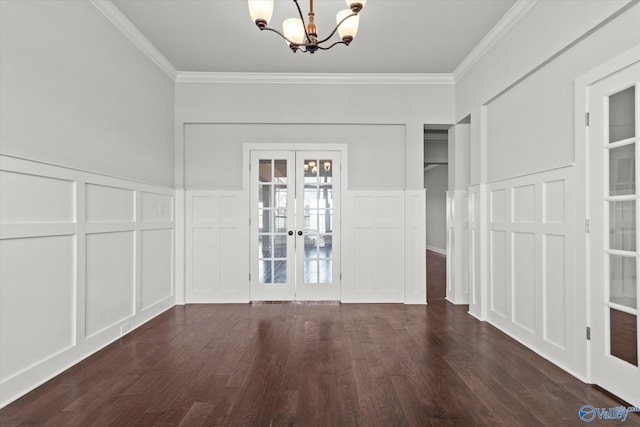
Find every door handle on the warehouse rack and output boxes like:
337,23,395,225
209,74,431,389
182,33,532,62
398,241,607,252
288,231,294,236
297,231,303,236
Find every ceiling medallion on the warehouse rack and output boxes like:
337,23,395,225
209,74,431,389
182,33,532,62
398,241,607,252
248,0,366,53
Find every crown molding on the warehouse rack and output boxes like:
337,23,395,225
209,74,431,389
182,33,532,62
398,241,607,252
452,0,537,82
175,72,455,85
90,0,177,80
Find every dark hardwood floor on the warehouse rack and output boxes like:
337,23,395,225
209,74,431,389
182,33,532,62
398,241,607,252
1,253,638,426
426,250,446,302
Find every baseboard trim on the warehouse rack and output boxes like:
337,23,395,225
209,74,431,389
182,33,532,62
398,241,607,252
426,245,447,255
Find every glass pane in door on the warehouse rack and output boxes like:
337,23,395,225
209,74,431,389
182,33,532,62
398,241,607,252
609,86,635,142
610,308,638,366
257,159,288,284
609,144,635,196
609,254,637,309
609,201,636,252
302,158,334,284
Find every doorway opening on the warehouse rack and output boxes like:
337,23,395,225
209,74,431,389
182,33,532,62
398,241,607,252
424,125,450,302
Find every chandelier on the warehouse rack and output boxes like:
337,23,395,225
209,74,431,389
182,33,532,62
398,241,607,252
248,0,367,53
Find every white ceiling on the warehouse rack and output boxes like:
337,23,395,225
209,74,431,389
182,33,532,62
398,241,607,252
111,0,517,74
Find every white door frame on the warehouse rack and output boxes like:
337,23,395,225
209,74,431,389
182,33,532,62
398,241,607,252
577,47,640,403
243,143,348,301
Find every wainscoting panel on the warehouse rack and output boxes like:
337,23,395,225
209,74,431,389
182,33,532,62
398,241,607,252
490,229,508,318
543,180,566,224
185,190,249,303
490,188,507,223
512,185,535,223
141,229,173,310
141,191,173,223
446,190,470,304
486,166,576,372
543,233,567,349
0,170,74,224
512,231,536,333
342,191,405,303
85,231,135,338
85,184,134,223
0,155,174,408
0,236,75,383
404,190,426,304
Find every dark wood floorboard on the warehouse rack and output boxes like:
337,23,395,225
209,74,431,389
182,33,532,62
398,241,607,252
2,253,638,426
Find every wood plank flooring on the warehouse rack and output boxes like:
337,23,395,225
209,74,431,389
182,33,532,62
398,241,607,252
1,252,638,426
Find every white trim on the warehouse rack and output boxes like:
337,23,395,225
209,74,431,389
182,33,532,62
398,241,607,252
176,72,454,85
452,0,537,82
426,245,446,255
89,0,177,80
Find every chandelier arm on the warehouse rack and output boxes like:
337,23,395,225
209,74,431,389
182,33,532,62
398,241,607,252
292,0,311,42
261,26,301,46
316,12,357,45
317,40,349,51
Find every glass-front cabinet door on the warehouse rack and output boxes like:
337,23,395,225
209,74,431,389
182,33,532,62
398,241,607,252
250,151,341,301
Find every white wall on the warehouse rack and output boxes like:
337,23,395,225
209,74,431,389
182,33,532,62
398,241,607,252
185,123,406,190
456,0,640,383
424,165,447,252
175,81,454,190
0,0,175,187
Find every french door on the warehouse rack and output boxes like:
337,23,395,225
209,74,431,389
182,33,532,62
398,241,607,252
250,150,341,301
588,61,640,406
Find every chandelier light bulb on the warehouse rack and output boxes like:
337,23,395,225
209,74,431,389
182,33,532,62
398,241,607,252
324,161,331,172
336,9,359,41
248,0,274,26
283,18,306,44
308,161,316,167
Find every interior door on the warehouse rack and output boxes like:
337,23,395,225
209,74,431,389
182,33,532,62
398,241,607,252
295,152,341,300
588,61,640,406
250,151,296,300
250,150,341,301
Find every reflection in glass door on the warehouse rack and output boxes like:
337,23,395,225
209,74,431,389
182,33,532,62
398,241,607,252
589,63,639,406
250,151,340,301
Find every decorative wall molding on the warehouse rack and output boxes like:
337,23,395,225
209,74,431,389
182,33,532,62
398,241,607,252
485,166,577,377
452,0,537,82
90,0,177,80
0,155,175,408
185,190,249,303
342,191,405,303
176,72,455,85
